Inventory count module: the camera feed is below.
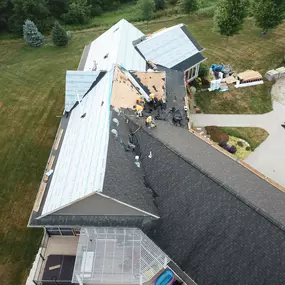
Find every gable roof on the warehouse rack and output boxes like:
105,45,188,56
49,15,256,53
83,19,146,72
135,24,205,70
126,119,285,284
40,70,113,217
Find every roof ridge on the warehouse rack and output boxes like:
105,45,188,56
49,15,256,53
126,116,285,233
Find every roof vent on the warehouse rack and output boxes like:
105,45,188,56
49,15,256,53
148,151,152,159
112,118,119,126
111,129,118,138
135,156,141,168
81,113,86,118
113,108,120,115
104,53,109,59
113,27,119,33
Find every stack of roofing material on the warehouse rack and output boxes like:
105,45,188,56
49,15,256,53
265,69,279,81
276,67,285,78
235,70,264,88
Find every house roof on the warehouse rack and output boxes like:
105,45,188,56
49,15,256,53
135,24,205,70
40,71,113,217
126,119,285,284
64,70,100,112
83,19,146,72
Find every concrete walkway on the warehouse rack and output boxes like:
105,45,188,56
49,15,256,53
191,101,285,187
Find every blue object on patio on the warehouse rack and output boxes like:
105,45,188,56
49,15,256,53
155,269,175,285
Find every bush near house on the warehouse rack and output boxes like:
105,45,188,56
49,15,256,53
23,20,45,47
52,21,69,46
205,126,229,143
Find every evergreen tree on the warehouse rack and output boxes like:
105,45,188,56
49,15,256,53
179,0,198,14
52,21,68,46
23,19,44,47
253,0,285,32
214,0,248,38
136,0,155,21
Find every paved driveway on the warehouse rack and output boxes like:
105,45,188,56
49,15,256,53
191,101,285,187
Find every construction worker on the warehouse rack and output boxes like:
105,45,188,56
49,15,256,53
133,104,144,117
149,93,159,110
136,95,144,106
145,115,156,128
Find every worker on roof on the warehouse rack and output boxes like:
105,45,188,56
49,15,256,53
149,93,159,110
145,115,156,128
136,95,144,106
133,104,144,117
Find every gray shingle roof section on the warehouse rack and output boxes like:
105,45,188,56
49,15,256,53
148,121,285,228
128,121,285,284
102,111,159,217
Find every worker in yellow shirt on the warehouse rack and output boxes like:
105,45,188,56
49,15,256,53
145,115,156,128
133,104,144,117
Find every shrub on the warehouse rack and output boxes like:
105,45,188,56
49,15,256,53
168,0,178,4
228,145,237,154
205,126,229,143
198,63,209,78
237,141,244,147
23,20,45,47
179,0,199,14
62,0,91,24
66,30,72,41
52,21,68,46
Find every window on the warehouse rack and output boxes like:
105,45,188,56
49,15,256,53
59,228,73,236
46,227,60,236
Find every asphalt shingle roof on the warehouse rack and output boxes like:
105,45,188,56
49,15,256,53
125,119,285,285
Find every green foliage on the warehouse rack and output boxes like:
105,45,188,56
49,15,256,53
136,0,155,21
10,0,52,34
23,19,44,47
214,0,248,37
154,0,165,10
198,63,209,77
179,0,199,14
205,126,229,143
0,0,13,31
66,30,72,41
62,0,91,24
168,0,178,4
253,0,285,32
47,0,69,18
52,21,68,46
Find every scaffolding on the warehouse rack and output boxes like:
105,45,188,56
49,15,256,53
72,227,170,284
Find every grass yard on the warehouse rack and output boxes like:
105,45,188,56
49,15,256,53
221,127,269,150
1,13,285,285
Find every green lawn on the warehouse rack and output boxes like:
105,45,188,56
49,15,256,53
221,127,269,150
1,14,285,285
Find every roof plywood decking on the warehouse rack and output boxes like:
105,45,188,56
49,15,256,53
41,71,113,216
111,66,141,108
133,71,166,100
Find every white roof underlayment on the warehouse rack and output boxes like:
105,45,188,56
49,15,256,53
41,71,113,216
65,71,100,112
72,228,171,284
136,24,200,69
84,19,146,72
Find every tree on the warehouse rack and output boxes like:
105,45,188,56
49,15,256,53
23,19,44,47
154,0,165,10
214,0,248,38
0,0,13,32
52,21,68,46
179,0,198,14
62,0,91,24
136,0,155,21
9,0,52,34
253,0,285,32
47,0,69,19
